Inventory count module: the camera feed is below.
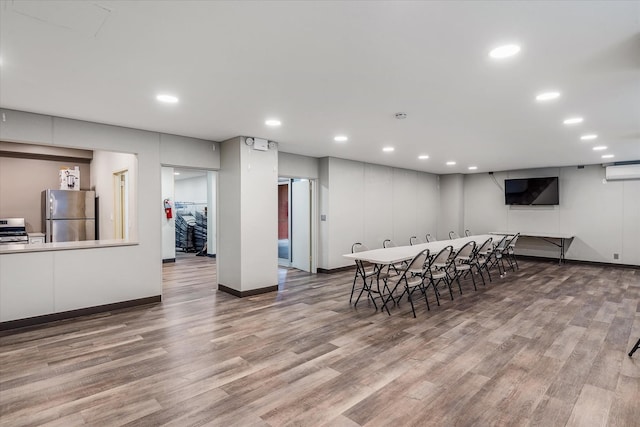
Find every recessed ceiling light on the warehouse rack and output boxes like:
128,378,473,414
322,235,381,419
156,94,179,103
468,166,478,170
418,155,429,160
334,136,348,142
265,119,281,127
382,147,394,152
489,44,521,59
563,117,583,125
601,154,614,159
446,161,456,166
592,146,607,151
580,134,598,140
174,172,180,176
535,92,561,101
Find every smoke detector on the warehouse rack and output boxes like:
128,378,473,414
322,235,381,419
395,112,407,120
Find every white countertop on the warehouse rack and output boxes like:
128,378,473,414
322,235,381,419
0,239,139,254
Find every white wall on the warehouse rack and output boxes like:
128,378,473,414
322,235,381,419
91,151,138,240
175,175,207,205
319,157,439,270
464,165,640,265
279,152,319,179
438,174,464,240
160,134,220,169
161,166,176,260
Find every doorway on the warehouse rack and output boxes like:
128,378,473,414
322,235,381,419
113,169,129,239
161,166,217,263
278,177,315,273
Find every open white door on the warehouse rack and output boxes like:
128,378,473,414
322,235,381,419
291,179,311,272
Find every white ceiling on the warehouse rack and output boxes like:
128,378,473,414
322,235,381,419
1,0,638,175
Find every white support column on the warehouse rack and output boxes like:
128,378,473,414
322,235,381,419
218,137,278,296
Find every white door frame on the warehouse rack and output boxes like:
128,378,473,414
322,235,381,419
278,176,317,273
113,169,129,239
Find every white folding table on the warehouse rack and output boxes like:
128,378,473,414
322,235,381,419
490,231,574,264
343,235,495,313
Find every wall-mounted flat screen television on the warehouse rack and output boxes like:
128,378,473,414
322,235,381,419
504,177,559,205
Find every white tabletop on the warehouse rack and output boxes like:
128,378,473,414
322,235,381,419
490,231,574,239
343,234,495,264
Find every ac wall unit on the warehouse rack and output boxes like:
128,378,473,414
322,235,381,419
605,164,640,181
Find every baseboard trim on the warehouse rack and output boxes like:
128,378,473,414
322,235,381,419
207,254,216,258
516,255,639,269
162,258,176,263
317,265,356,274
0,295,162,334
218,284,278,297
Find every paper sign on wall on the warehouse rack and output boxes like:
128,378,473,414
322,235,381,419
59,166,80,190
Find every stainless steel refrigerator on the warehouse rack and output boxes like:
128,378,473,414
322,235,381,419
42,190,96,243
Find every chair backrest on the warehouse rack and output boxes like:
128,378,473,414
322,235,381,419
494,235,508,251
449,231,460,239
383,239,396,248
352,242,369,253
431,245,453,267
425,233,436,242
406,248,430,273
464,229,471,237
476,237,493,255
508,233,520,248
455,240,476,260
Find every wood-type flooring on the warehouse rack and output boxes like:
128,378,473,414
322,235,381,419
1,254,639,426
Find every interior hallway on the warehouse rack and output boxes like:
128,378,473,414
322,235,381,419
0,256,638,426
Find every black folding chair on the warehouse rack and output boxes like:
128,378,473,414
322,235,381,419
450,240,477,293
350,243,391,313
383,249,431,317
426,245,454,302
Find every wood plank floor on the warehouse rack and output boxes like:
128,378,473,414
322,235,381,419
1,254,639,426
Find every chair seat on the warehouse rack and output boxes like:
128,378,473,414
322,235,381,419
430,270,447,279
455,264,471,271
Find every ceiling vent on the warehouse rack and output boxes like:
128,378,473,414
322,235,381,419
605,164,640,181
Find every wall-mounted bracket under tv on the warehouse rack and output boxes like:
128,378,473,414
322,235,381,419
504,177,559,206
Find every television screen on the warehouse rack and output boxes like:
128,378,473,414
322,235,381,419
504,177,559,205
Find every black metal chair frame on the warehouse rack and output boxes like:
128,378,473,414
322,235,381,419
450,240,478,294
350,243,394,313
353,257,391,314
383,249,431,318
427,245,455,302
487,235,509,278
629,338,640,357
505,233,520,270
472,237,494,284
